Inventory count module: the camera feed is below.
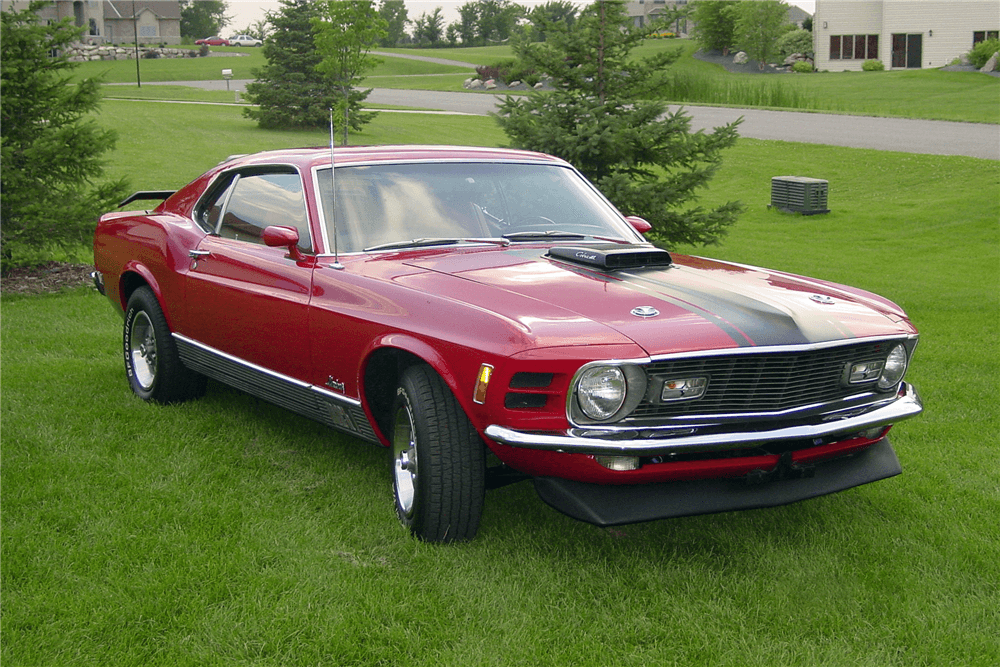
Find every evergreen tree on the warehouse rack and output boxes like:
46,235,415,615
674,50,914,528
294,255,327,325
1,1,129,271
496,0,742,248
243,0,334,130
313,0,386,145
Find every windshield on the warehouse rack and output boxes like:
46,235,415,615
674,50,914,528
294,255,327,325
316,162,638,253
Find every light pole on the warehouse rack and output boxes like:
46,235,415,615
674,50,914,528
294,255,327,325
132,0,141,87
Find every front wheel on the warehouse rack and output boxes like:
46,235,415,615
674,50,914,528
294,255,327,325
123,286,206,403
391,364,486,542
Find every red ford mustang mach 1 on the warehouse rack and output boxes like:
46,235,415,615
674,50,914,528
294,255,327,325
93,146,923,542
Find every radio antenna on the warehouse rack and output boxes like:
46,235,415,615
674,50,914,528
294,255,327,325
329,108,343,270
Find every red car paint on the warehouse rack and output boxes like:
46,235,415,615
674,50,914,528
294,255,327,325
94,146,922,538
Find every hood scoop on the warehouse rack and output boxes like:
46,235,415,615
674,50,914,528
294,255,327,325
547,244,673,271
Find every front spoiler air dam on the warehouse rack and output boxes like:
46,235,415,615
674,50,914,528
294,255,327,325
485,383,923,456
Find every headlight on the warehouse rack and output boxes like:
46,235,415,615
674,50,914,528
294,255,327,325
576,366,627,420
877,343,908,390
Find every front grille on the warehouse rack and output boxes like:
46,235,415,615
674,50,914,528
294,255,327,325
628,340,897,421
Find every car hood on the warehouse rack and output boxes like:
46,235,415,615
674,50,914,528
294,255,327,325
401,246,913,357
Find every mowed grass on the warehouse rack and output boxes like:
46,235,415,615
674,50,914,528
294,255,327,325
2,102,999,665
83,39,999,122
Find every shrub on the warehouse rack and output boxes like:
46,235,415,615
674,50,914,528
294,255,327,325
199,43,210,57
792,60,813,73
776,28,813,59
476,59,516,83
968,38,1000,68
862,59,885,71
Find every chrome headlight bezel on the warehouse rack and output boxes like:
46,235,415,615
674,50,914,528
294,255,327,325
569,362,648,424
877,343,909,391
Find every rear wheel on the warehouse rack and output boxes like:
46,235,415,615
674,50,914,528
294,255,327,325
391,364,486,542
123,287,206,403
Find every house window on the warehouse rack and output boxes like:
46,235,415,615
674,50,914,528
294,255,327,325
830,34,878,60
973,31,999,45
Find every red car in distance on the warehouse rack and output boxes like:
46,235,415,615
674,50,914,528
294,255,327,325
194,36,229,46
92,146,923,542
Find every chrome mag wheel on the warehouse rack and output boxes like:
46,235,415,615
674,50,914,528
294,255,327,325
392,402,418,519
128,310,158,391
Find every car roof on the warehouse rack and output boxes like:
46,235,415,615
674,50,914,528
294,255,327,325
218,145,572,171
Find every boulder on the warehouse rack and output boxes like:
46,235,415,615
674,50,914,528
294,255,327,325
733,51,749,65
981,52,999,73
484,79,497,90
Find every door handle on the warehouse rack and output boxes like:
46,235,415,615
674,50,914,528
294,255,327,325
189,249,210,258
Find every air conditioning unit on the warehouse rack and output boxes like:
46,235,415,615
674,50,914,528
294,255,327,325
770,176,830,215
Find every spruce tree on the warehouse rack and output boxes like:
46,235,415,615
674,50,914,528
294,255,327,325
497,0,742,248
243,0,334,130
0,1,129,271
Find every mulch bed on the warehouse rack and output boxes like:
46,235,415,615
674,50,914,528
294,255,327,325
1,262,95,295
692,49,789,74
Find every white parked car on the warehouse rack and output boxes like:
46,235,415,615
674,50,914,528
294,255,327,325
230,34,262,47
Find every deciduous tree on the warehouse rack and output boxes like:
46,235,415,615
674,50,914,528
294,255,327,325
412,8,445,45
0,1,129,271
496,0,742,248
378,0,409,47
179,0,229,39
528,0,578,42
691,0,738,55
313,0,387,145
733,0,791,70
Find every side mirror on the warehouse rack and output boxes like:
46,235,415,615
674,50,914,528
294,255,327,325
262,225,305,261
624,215,652,234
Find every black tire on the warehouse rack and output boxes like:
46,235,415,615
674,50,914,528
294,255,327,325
123,286,206,403
391,364,486,542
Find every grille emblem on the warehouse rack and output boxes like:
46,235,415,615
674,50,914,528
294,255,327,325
810,294,836,305
631,306,659,318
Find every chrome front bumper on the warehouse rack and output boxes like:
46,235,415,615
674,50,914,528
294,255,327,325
485,382,923,456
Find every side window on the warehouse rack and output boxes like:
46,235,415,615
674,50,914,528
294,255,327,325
218,172,312,251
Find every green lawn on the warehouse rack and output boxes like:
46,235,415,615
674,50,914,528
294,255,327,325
81,39,999,123
3,103,998,665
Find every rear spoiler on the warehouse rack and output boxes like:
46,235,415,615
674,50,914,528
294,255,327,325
118,191,176,208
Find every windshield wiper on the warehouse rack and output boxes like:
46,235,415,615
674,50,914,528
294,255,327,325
363,237,512,252
364,238,462,252
502,230,587,241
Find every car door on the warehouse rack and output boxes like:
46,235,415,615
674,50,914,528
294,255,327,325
183,167,316,381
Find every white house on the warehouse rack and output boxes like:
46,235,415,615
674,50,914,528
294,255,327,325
814,0,999,71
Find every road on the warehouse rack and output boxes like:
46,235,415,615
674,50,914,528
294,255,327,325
366,89,1000,161
139,80,1000,160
